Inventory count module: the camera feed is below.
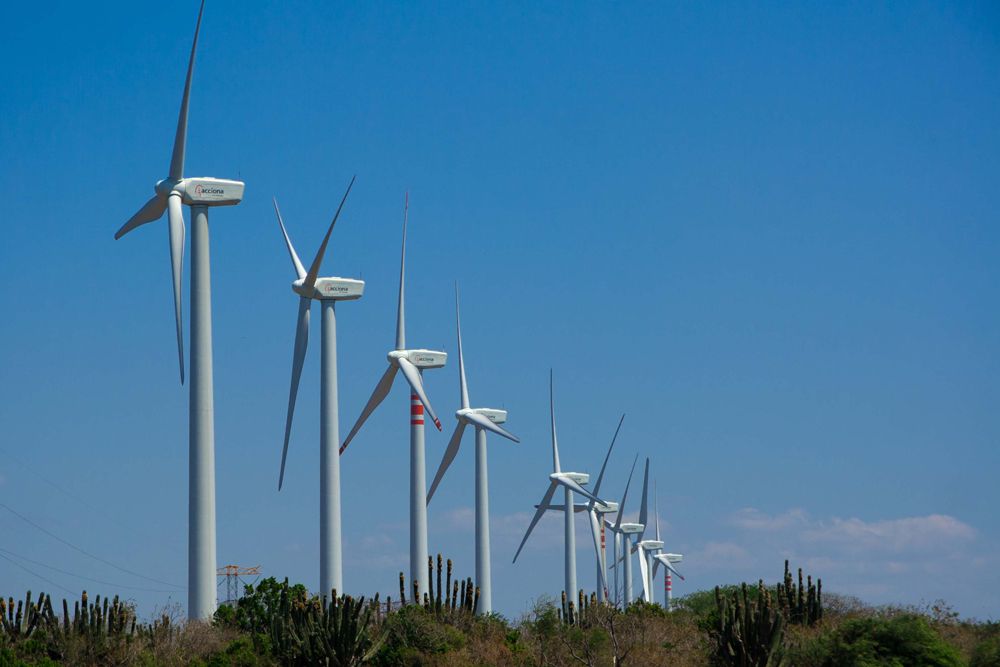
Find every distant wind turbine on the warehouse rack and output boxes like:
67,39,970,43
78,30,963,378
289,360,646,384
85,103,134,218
538,415,625,602
607,457,646,606
426,286,519,615
513,372,607,601
114,0,244,620
649,483,685,609
273,178,361,598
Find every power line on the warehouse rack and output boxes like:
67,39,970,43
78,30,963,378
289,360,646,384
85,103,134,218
0,503,182,590
0,547,180,594
0,446,184,551
0,551,76,595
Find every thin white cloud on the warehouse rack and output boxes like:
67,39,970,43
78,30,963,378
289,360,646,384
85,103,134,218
801,514,975,552
691,541,752,568
730,507,808,531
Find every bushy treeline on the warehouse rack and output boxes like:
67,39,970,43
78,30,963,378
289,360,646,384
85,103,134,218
3,560,998,666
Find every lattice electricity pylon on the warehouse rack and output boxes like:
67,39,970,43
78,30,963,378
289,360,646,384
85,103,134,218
217,564,262,606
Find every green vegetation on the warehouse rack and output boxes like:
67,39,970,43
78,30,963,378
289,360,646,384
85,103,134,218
2,560,996,666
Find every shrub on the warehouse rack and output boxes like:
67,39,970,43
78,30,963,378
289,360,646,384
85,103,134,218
802,614,963,667
971,635,1000,667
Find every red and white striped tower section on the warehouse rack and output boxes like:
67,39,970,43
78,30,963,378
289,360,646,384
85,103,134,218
665,571,672,610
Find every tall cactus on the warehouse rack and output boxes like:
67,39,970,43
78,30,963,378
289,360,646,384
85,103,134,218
436,555,443,612
712,581,786,667
269,589,386,667
445,559,453,610
776,560,822,626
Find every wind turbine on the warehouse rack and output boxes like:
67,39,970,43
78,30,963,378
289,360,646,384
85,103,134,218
340,194,445,599
425,287,519,615
635,479,665,603
537,415,625,602
632,460,657,603
113,0,244,620
649,484,685,609
606,456,644,606
653,553,685,610
513,372,607,602
273,179,361,599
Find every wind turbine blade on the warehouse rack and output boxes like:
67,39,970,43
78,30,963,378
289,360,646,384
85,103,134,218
115,194,167,239
340,364,398,454
549,369,561,472
167,194,186,384
654,480,661,542
653,555,660,579
555,475,603,505
273,198,306,280
637,545,650,601
169,0,205,181
588,509,609,595
664,561,685,581
426,421,467,503
592,414,625,498
278,296,311,490
637,457,650,541
398,357,442,430
465,412,519,443
513,480,559,563
304,175,355,290
613,454,639,532
455,285,469,410
395,193,407,350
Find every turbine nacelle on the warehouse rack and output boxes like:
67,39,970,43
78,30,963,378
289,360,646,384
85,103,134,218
156,177,245,207
664,553,683,563
388,349,447,369
639,539,663,550
292,276,365,301
457,407,508,425
551,471,589,485
619,522,644,535
537,500,619,513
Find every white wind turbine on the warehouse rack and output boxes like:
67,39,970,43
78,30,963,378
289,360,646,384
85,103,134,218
604,455,637,606
607,456,645,606
649,483,685,610
632,460,658,603
653,552,685,610
513,372,608,601
537,415,625,603
273,178,361,599
340,194,445,599
425,287,520,615
113,0,244,620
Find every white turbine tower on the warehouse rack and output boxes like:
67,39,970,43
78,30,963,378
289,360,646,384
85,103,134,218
114,0,243,620
513,372,607,601
340,194,445,598
426,287,520,615
273,179,361,599
538,415,625,602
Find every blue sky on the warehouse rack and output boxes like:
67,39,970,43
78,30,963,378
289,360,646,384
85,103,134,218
1,1,998,619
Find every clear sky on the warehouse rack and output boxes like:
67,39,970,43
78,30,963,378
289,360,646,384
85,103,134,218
1,1,998,620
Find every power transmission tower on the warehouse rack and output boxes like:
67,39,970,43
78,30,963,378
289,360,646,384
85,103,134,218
217,565,261,606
